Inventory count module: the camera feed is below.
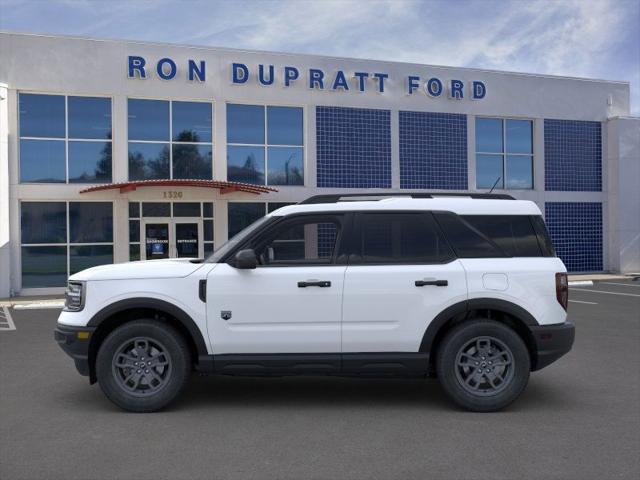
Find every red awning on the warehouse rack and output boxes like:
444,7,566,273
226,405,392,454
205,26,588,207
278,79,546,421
79,179,278,195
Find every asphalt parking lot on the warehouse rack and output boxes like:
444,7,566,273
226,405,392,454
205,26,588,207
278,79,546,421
1,280,639,480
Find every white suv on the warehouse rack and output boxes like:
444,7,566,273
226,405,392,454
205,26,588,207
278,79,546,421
55,193,575,412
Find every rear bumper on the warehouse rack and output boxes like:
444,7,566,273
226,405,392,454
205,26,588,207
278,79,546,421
530,320,575,371
54,324,95,377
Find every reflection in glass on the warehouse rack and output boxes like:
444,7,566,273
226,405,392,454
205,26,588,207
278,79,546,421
175,223,200,258
204,243,214,257
69,202,113,243
68,97,112,139
129,220,140,242
68,141,112,183
172,144,212,179
172,102,212,143
130,244,141,261
129,202,140,218
506,120,533,154
142,203,171,217
128,142,170,180
267,147,304,185
476,154,504,189
145,223,170,259
476,118,503,153
227,104,265,144
19,139,65,183
506,155,533,189
173,203,201,217
21,246,67,288
204,220,213,241
128,99,170,141
228,203,265,237
70,245,113,275
21,202,67,244
267,106,303,145
203,202,214,218
19,94,65,138
227,146,265,184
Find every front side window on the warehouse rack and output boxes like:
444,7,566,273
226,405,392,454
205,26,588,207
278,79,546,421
476,118,533,189
19,93,112,184
128,99,213,180
227,104,304,186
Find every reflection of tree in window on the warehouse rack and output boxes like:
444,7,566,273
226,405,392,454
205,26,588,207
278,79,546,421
173,130,211,179
128,145,170,180
227,152,264,184
269,151,303,185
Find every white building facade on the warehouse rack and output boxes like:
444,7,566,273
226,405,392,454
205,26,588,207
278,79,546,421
0,32,638,296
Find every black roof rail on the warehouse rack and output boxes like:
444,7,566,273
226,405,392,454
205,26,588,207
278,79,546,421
298,192,515,204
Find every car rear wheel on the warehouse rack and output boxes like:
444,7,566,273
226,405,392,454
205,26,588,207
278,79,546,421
436,319,530,412
96,320,191,412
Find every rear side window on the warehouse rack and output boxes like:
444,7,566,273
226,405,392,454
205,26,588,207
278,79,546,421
355,213,454,264
462,215,542,257
531,215,556,257
434,212,504,258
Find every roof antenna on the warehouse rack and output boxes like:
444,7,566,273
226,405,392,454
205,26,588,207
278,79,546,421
488,177,501,194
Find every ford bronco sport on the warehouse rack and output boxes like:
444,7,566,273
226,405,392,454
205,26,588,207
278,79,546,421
55,193,575,412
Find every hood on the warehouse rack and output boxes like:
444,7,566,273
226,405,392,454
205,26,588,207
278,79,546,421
69,258,205,281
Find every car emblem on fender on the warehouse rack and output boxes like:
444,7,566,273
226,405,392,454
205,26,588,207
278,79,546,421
221,311,232,320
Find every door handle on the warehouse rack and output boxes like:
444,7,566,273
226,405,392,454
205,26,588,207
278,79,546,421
415,279,448,287
298,280,331,288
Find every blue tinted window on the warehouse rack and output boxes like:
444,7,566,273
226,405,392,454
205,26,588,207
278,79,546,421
19,94,65,138
19,139,65,183
68,97,112,139
227,146,265,184
21,202,67,244
172,144,212,180
228,203,265,237
267,147,303,185
70,245,113,274
506,155,533,189
128,99,169,141
172,101,212,143
227,104,264,144
69,202,113,243
128,142,170,180
506,120,532,154
267,106,303,145
21,246,67,288
68,141,112,183
476,154,504,189
476,118,503,153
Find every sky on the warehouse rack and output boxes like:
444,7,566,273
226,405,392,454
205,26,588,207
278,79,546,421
1,0,639,114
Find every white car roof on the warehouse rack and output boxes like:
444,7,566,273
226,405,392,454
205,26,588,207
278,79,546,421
269,197,542,217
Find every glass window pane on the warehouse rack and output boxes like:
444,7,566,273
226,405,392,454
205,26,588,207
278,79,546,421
172,101,212,143
69,202,113,243
128,142,170,180
70,245,113,275
142,202,171,217
506,155,533,189
227,104,264,144
68,96,112,139
130,243,141,261
203,202,213,218
129,202,140,218
476,118,503,153
21,202,67,244
506,119,533,154
204,220,213,241
204,243,214,257
129,220,140,242
68,141,112,183
228,203,265,238
21,246,67,288
267,202,294,213
227,146,265,184
173,203,201,217
267,106,303,146
257,219,339,265
128,99,169,141
172,144,212,180
20,139,65,183
434,212,504,258
463,216,541,257
476,154,504,189
267,147,304,185
19,93,65,138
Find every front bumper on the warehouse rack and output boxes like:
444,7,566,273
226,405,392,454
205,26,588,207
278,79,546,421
54,324,95,377
530,320,575,371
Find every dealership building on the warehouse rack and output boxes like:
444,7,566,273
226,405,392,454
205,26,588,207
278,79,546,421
0,31,638,296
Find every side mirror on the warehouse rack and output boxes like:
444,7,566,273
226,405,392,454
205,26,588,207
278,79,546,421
234,249,258,269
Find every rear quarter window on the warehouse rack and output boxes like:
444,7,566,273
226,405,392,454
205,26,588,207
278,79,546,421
462,215,542,257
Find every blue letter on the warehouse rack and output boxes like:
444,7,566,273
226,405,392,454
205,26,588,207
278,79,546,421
425,77,443,97
258,64,274,86
156,58,177,80
232,63,249,84
472,81,486,99
309,69,324,89
332,70,349,91
128,56,146,79
449,79,464,99
407,75,420,95
354,72,368,92
373,72,388,93
284,66,299,86
188,60,205,82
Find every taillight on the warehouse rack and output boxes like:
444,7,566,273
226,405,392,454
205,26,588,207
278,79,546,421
555,272,568,311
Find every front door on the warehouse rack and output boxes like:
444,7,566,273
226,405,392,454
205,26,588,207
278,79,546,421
142,218,203,260
206,214,347,355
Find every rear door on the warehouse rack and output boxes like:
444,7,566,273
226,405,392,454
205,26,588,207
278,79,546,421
341,212,467,353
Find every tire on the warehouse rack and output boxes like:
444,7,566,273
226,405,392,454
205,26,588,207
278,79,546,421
436,319,530,412
96,320,191,412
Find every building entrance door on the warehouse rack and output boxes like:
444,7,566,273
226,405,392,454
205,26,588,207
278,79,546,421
142,218,203,260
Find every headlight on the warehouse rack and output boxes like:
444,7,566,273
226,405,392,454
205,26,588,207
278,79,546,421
64,281,85,312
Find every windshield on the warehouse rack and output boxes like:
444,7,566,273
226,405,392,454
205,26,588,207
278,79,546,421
206,216,272,263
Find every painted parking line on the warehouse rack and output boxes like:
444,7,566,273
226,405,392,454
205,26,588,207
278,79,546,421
568,288,640,298
599,282,640,288
0,306,16,331
569,299,598,305
13,301,65,310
